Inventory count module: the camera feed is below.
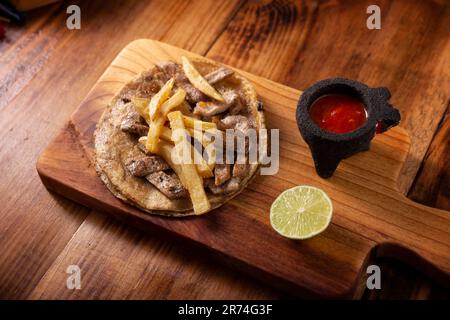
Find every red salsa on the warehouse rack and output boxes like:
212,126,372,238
309,94,367,134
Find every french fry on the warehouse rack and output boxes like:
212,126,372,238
161,126,173,142
173,101,193,116
181,56,224,102
131,78,174,123
138,136,148,151
146,89,186,153
139,127,172,145
204,141,216,170
158,141,213,206
193,127,221,171
135,99,192,124
186,128,210,148
191,127,217,171
182,115,217,131
191,145,214,178
157,141,186,184
132,97,151,123
186,125,214,176
141,126,212,148
167,111,211,214
149,78,174,120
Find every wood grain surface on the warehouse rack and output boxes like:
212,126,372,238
0,0,448,299
36,39,450,298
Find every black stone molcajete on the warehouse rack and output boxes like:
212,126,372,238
296,78,401,178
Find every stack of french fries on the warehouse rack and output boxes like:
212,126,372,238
135,56,224,215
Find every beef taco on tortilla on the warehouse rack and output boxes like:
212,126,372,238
94,56,265,216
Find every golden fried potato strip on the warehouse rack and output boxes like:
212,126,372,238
167,111,211,214
181,56,224,102
149,78,174,121
146,89,186,153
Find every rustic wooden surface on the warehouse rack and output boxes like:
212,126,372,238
0,0,448,299
10,0,61,12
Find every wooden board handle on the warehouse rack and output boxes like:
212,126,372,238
375,197,450,286
36,39,450,297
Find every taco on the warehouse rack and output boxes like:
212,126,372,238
94,56,265,216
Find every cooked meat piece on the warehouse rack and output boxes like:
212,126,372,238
217,115,250,134
214,164,231,185
224,90,244,115
146,171,188,199
233,162,249,178
120,109,149,136
193,101,230,118
156,61,206,103
203,178,214,188
218,115,252,178
222,89,238,104
181,81,206,104
204,67,234,85
207,177,241,195
193,90,243,118
137,142,149,154
233,136,250,178
211,116,221,125
137,79,164,97
156,61,178,77
126,155,170,177
122,122,148,136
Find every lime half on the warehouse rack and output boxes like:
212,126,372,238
270,186,333,239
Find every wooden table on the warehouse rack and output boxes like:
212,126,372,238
0,0,448,299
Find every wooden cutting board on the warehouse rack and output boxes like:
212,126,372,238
36,39,450,298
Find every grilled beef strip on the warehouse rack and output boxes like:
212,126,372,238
145,171,188,199
217,115,250,133
217,115,252,178
193,90,243,119
204,67,234,85
137,141,148,154
129,142,187,199
227,92,244,115
137,78,164,97
214,164,231,186
193,101,230,118
120,108,149,136
207,177,241,195
232,162,249,178
126,155,170,177
233,139,250,178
